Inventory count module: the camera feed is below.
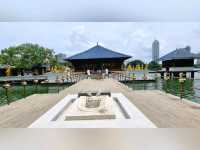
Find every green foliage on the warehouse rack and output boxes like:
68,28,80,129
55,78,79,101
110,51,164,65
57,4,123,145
148,61,162,71
0,43,56,69
64,61,73,67
194,64,200,68
126,59,145,67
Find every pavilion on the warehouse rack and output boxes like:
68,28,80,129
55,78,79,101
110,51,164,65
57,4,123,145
159,46,200,78
66,44,131,72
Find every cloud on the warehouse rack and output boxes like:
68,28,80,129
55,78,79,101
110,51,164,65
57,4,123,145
1,0,200,21
0,22,200,62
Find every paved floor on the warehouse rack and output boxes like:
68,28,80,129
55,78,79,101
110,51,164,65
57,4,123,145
0,79,200,128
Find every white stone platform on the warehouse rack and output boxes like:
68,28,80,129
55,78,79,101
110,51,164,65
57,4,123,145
29,93,156,128
64,96,116,120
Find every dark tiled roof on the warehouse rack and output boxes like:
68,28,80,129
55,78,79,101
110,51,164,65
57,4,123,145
160,47,199,61
66,45,131,60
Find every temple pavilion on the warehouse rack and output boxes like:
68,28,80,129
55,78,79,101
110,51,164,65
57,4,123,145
66,44,131,72
159,46,200,78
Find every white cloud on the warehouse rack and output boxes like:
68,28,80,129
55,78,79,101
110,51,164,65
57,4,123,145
1,0,200,21
0,22,200,62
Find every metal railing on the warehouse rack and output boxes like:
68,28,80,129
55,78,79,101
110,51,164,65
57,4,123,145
0,75,48,82
0,82,72,106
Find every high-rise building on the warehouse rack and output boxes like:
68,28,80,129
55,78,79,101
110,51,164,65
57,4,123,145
152,40,159,63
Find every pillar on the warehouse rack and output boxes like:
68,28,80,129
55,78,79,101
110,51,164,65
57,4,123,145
161,72,164,79
191,72,194,79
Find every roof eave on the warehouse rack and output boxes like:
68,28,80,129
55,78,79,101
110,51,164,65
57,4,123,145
160,57,196,61
65,56,131,61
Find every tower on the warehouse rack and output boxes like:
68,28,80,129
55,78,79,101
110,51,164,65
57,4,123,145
152,40,159,63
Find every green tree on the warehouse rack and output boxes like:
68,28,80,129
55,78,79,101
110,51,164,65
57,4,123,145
148,61,162,71
0,46,21,67
126,59,145,67
0,43,56,70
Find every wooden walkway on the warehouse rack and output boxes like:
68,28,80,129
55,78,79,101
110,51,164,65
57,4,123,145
0,79,200,127
64,71,155,83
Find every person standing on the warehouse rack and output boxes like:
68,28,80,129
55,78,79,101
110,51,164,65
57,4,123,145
87,69,91,79
105,68,109,78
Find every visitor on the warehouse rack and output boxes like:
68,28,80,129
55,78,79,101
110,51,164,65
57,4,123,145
87,69,91,79
105,68,109,78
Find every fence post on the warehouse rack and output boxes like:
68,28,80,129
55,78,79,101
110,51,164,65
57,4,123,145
179,78,185,100
34,80,38,93
3,83,11,105
21,81,27,98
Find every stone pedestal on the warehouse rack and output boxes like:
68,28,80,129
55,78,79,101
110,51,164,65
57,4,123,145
65,96,116,120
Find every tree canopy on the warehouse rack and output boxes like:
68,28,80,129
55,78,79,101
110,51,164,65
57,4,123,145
126,59,145,67
148,61,162,71
0,43,56,70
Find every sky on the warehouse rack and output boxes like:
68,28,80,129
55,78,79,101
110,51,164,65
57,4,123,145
0,0,200,21
0,22,200,62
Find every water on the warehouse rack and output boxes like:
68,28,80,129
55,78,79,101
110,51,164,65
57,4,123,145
125,79,200,104
0,84,71,106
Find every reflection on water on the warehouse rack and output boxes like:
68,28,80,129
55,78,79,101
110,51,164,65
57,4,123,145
125,79,200,104
0,84,71,106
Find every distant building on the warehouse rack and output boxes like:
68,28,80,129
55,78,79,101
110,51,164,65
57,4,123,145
55,53,67,64
152,40,159,63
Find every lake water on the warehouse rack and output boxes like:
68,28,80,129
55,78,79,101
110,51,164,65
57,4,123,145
1,71,200,105
125,79,200,104
0,84,71,106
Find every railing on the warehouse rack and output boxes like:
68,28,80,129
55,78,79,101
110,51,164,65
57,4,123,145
110,71,139,82
65,72,87,83
0,75,48,82
128,78,200,103
0,82,72,106
163,79,194,100
64,71,134,82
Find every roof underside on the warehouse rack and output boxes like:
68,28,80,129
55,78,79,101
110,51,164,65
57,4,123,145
66,45,131,60
160,48,199,61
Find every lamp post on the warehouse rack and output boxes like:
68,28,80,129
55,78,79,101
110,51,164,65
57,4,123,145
41,79,49,93
143,73,148,80
164,74,170,93
21,81,27,98
45,79,49,93
3,83,11,105
56,78,62,93
61,76,65,89
131,73,136,80
179,73,186,100
33,79,38,93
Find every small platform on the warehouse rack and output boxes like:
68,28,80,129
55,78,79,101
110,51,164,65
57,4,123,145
29,93,156,128
64,96,116,120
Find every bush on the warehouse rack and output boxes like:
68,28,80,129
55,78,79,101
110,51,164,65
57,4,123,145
148,61,162,71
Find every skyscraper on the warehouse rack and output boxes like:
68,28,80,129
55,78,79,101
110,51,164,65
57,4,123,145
152,40,159,63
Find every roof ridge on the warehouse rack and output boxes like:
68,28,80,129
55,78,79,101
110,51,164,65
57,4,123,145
67,45,97,59
160,47,198,61
97,45,131,57
67,45,131,60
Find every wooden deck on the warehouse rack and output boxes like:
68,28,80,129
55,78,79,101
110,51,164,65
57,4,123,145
0,79,200,127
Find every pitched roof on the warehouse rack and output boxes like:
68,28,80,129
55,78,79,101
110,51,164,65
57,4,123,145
66,45,131,60
160,47,199,61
